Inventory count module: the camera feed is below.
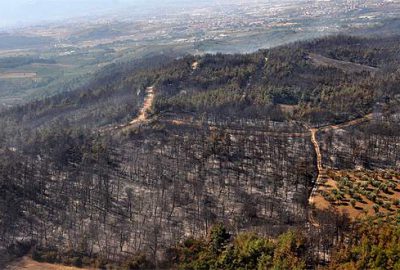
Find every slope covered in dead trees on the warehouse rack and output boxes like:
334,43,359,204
0,35,399,269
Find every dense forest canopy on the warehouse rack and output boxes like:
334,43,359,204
1,35,399,133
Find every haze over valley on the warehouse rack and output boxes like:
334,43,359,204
1,0,400,109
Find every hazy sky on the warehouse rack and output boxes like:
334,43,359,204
0,0,214,28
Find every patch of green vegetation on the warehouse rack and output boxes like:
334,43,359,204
167,217,400,269
164,224,307,270
329,219,400,270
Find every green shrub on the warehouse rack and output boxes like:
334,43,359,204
351,193,362,202
210,224,230,253
366,192,376,202
388,182,397,190
94,257,108,269
218,233,274,270
123,254,154,270
350,199,357,208
394,199,400,207
383,202,391,210
70,257,83,267
32,248,60,264
371,180,381,188
380,183,389,193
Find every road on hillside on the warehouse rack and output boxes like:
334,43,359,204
308,113,373,204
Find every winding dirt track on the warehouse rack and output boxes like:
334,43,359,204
165,113,373,205
100,86,155,133
129,86,155,125
308,113,373,204
164,119,310,138
104,87,372,205
319,113,373,132
308,53,378,74
309,128,324,204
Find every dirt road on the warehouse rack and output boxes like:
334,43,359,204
165,119,310,138
308,114,373,204
99,86,155,133
308,53,378,73
309,128,324,204
129,86,155,125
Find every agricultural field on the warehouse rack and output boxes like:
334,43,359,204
313,169,400,219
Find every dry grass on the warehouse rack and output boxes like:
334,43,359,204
6,256,94,270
